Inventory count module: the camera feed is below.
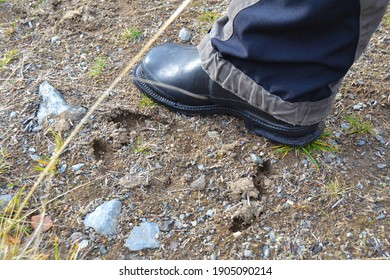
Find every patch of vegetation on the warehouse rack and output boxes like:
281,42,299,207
0,187,47,260
121,26,143,43
273,131,339,170
326,178,345,198
88,55,107,77
0,146,10,174
139,93,155,108
134,137,151,155
33,130,63,174
344,114,373,135
198,10,222,23
0,49,18,70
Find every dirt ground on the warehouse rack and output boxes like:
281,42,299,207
0,0,388,260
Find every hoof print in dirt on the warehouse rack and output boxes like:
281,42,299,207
227,177,265,232
37,81,87,130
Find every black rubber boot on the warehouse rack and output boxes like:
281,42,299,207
133,43,324,146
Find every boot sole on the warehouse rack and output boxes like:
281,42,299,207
133,63,324,146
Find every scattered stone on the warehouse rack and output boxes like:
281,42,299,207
376,135,384,142
125,222,160,251
51,36,61,45
84,199,122,236
250,153,263,165
207,131,219,139
37,81,87,125
357,139,366,146
78,240,89,249
71,163,85,171
335,93,343,101
356,183,364,190
206,209,215,218
310,243,322,254
9,111,17,118
30,214,53,232
341,122,350,130
359,230,367,239
263,245,270,258
190,175,206,190
117,48,123,55
119,173,149,189
30,154,41,161
0,194,12,210
347,232,354,239
179,28,192,42
198,164,205,171
70,232,84,241
353,104,363,111
59,164,67,173
160,220,175,232
348,93,356,100
376,214,385,220
244,249,253,257
377,163,387,170
100,245,108,256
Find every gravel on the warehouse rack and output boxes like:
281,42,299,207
179,28,192,42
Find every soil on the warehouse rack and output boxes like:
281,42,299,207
0,0,388,260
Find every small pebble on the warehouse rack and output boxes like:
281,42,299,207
244,250,253,257
72,163,85,171
198,164,205,171
377,163,387,170
190,175,206,190
376,214,385,220
347,232,354,239
179,28,192,42
207,131,219,138
59,164,67,173
353,104,362,111
30,154,41,161
206,209,215,218
341,123,351,130
357,139,366,146
263,245,270,258
78,240,89,249
9,112,18,118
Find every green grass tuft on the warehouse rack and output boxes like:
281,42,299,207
0,49,18,70
344,114,373,135
121,26,144,43
88,55,107,77
273,131,339,170
139,93,155,108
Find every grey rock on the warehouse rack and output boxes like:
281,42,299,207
9,111,18,118
353,104,363,111
37,81,87,124
70,232,84,241
160,220,175,232
197,164,205,171
71,163,85,171
250,153,263,165
357,139,366,146
376,214,385,220
376,135,384,142
335,93,343,101
179,28,192,42
263,245,271,258
341,122,351,130
84,199,122,236
0,194,13,210
347,232,354,239
100,245,108,256
206,209,215,218
244,249,253,257
207,131,219,139
125,222,160,251
190,175,206,190
51,36,60,44
59,164,67,173
377,163,387,170
78,239,89,249
119,173,149,189
30,154,41,161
